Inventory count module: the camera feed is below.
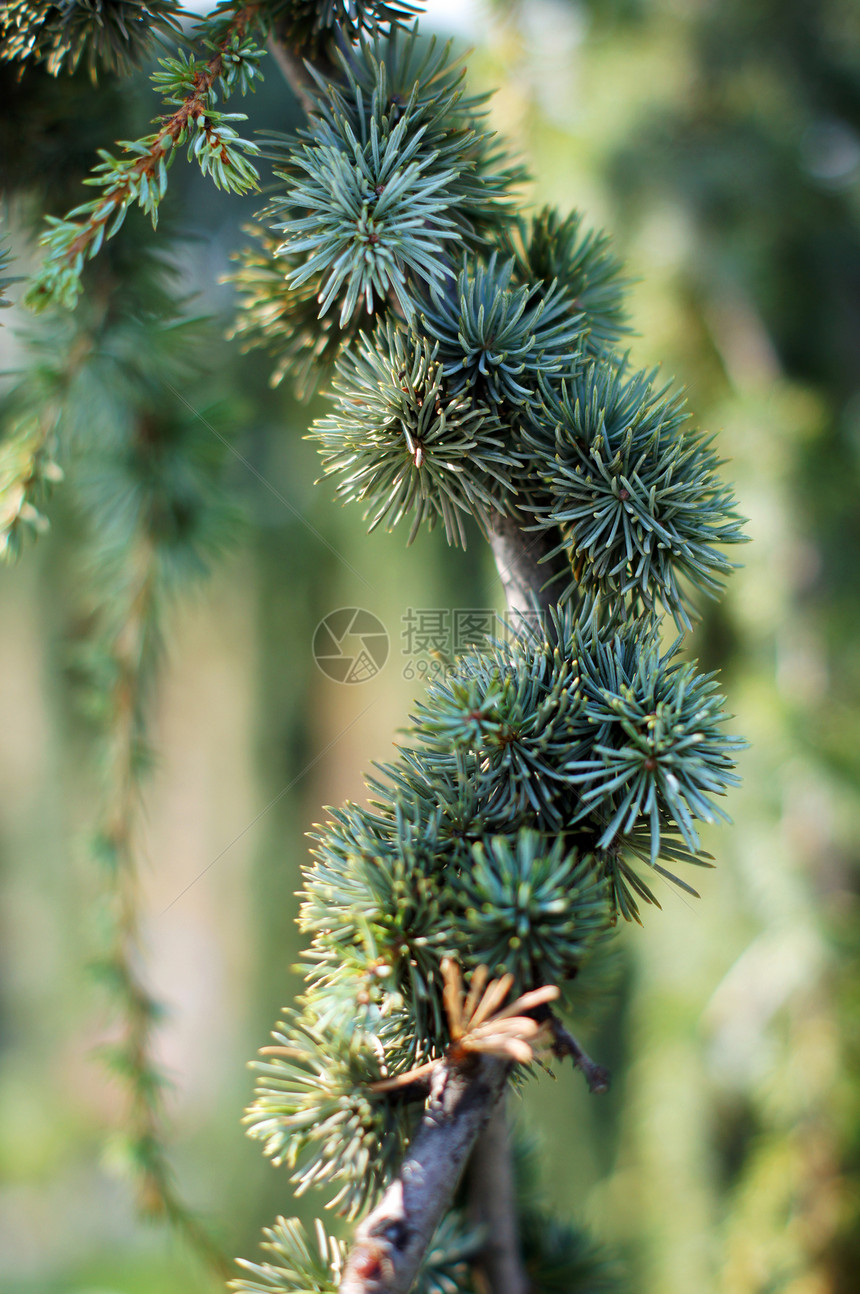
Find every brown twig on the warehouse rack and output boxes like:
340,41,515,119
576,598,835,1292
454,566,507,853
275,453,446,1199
339,966,557,1294
340,1055,510,1294
549,1016,611,1095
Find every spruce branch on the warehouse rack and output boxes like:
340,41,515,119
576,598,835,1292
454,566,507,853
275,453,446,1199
298,27,526,245
25,6,266,310
521,358,748,629
276,117,460,326
419,254,583,417
267,0,421,63
232,1211,478,1294
566,624,745,862
249,26,527,396
500,207,630,357
233,1216,347,1294
76,349,237,1272
246,1007,416,1219
454,833,610,995
4,7,749,1290
86,525,230,1278
2,244,237,1270
300,796,462,1062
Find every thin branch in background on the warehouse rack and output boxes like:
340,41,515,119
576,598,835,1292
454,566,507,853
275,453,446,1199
25,7,266,310
468,1098,528,1294
90,532,230,1280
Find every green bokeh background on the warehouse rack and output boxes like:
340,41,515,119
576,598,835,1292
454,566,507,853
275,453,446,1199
1,2,858,1291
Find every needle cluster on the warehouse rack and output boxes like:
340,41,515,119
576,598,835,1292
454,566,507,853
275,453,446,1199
314,320,512,544
522,361,747,627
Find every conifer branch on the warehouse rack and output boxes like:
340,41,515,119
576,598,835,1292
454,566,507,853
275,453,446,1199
91,534,229,1279
25,5,266,309
2,244,237,1271
338,966,556,1294
4,7,749,1291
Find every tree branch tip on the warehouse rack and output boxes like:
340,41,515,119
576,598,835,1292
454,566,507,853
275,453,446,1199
549,1015,611,1095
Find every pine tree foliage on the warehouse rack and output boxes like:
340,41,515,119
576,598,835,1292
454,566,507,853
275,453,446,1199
0,1,750,1289
267,0,420,58
23,4,270,309
297,28,526,244
245,1006,416,1217
267,27,525,328
0,0,184,77
233,1216,347,1294
458,832,609,992
419,253,583,413
234,7,745,1265
231,26,527,394
500,208,629,357
280,116,459,324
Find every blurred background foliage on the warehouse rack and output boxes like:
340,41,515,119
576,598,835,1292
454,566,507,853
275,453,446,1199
1,1,858,1292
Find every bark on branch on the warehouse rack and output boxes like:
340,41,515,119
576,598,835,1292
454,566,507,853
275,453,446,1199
339,1058,510,1294
487,511,569,624
549,1015,612,1094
